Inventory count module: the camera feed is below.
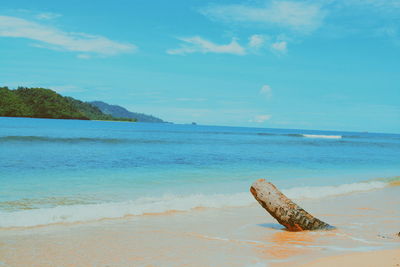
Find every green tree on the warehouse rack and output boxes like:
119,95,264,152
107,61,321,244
0,86,137,122
0,87,31,117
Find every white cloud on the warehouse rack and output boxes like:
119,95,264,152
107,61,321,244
271,41,287,53
35,12,61,20
168,34,289,56
77,54,92,59
200,1,325,33
260,84,272,98
248,34,290,53
0,15,136,56
251,114,272,123
248,34,266,48
167,36,246,55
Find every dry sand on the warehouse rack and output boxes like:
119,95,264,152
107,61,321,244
0,186,399,266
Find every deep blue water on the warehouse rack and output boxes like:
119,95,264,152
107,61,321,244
0,117,399,227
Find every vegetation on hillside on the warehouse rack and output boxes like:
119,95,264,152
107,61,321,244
0,87,136,122
90,101,165,123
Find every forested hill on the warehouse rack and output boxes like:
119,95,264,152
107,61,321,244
0,87,136,122
90,101,165,123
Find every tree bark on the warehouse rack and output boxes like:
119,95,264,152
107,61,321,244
250,179,332,231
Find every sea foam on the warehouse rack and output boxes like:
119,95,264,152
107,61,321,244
0,180,390,228
302,134,342,139
282,181,386,200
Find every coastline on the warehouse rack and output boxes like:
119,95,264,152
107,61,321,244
1,184,399,266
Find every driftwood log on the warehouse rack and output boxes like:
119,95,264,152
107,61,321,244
250,179,332,231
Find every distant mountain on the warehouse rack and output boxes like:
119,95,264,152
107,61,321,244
0,87,136,122
89,101,165,123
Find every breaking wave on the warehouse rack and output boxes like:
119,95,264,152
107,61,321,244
301,134,342,139
0,178,396,228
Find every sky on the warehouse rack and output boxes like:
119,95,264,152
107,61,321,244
0,0,399,133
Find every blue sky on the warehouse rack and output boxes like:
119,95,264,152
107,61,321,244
1,0,399,133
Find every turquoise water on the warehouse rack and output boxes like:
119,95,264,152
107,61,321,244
0,117,399,227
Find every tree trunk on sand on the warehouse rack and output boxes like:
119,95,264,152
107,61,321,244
250,179,333,231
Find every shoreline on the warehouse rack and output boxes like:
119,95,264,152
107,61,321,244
1,185,399,266
1,177,398,229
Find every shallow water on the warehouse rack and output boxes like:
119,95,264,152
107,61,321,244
0,117,399,227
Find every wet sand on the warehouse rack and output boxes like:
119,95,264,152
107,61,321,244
0,186,399,266
301,249,400,267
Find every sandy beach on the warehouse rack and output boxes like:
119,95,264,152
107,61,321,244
301,249,400,267
0,184,398,267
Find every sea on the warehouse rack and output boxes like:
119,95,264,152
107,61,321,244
0,117,399,228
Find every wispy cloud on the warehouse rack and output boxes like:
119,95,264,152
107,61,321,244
375,26,398,38
200,1,325,33
0,15,136,57
248,34,266,48
250,114,272,123
77,54,92,59
248,34,289,54
168,34,290,56
319,1,400,40
260,84,273,99
35,12,61,20
167,36,246,55
271,41,287,54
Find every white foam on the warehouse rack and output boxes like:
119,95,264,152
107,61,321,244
302,134,342,139
0,193,254,228
0,181,388,228
283,181,387,200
